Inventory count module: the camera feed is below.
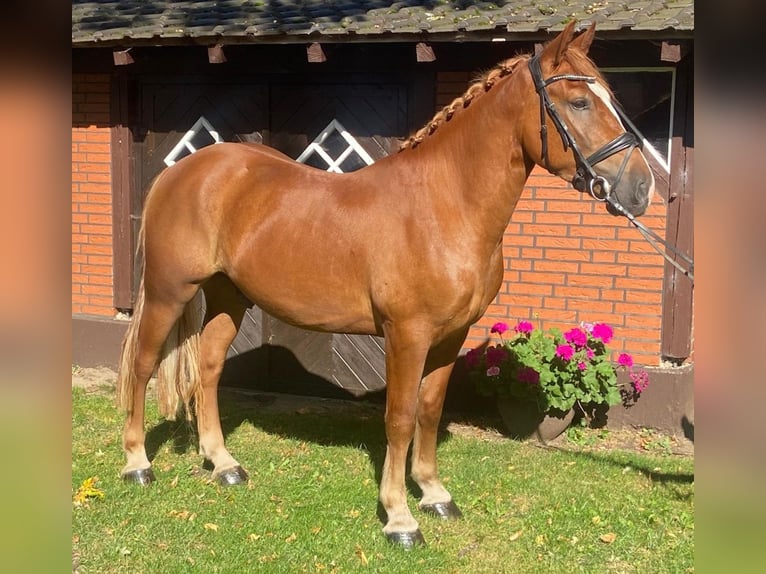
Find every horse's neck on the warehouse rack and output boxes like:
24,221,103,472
398,77,534,241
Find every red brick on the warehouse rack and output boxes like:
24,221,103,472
507,258,532,271
87,255,113,266
579,263,627,276
566,274,612,288
81,264,112,275
615,277,662,291
80,203,111,214
535,308,577,322
582,239,629,252
521,247,543,259
545,249,590,262
533,260,579,273
520,271,566,285
568,225,616,239
80,162,111,172
555,285,601,299
88,274,113,286
498,293,544,307
535,236,581,249
600,289,626,302
614,302,662,315
81,224,111,235
591,251,617,263
534,212,581,225
87,214,112,225
520,224,567,237
82,284,112,296
567,298,613,313
627,265,664,279
82,244,112,255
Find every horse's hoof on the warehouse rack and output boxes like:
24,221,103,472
216,466,248,486
122,467,156,486
385,529,425,549
420,500,463,520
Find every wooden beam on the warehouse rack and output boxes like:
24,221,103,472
112,48,134,66
110,71,134,310
661,55,694,361
208,44,226,64
416,42,436,62
307,43,327,63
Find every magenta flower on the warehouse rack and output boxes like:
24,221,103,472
490,322,509,335
630,370,650,393
464,348,481,368
517,367,540,385
485,346,509,367
515,320,534,335
592,323,613,344
577,361,587,371
486,366,500,377
586,348,595,360
564,327,588,347
555,344,574,361
617,353,633,368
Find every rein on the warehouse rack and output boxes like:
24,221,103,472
528,53,694,283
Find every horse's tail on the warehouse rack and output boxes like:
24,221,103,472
115,206,204,421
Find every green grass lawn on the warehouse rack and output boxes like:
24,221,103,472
72,386,693,573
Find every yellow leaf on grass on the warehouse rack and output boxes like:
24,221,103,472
285,533,297,543
509,529,523,542
600,532,617,544
355,545,369,566
204,523,219,531
73,477,105,505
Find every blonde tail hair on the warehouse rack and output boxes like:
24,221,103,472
115,215,204,421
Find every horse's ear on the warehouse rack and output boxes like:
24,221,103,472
544,20,578,68
570,23,596,54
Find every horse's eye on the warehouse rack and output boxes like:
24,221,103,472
570,98,590,111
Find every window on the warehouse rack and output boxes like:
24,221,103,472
602,68,675,173
296,119,375,173
163,116,222,166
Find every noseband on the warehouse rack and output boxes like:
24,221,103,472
528,53,641,201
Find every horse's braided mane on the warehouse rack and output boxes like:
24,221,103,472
399,54,529,151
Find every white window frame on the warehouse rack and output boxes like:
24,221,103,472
600,66,676,175
163,115,223,167
296,119,375,173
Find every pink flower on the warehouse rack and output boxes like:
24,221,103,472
617,353,633,368
564,327,588,347
485,346,509,368
580,321,594,333
555,344,574,361
592,323,613,344
577,361,587,371
517,367,540,385
515,320,534,335
490,322,509,335
486,366,500,377
586,348,595,360
464,348,481,368
630,370,650,393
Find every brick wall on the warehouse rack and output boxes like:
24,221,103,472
72,74,114,317
437,72,668,366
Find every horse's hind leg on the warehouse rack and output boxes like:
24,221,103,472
121,291,195,484
411,331,468,520
197,275,248,485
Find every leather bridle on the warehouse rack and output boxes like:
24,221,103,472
528,53,641,202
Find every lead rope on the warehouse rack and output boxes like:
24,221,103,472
606,195,694,282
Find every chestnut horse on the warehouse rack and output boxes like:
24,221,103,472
116,22,654,546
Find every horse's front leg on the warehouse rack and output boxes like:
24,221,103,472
196,282,248,485
379,324,431,547
411,336,466,520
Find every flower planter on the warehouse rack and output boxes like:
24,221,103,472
496,398,575,443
